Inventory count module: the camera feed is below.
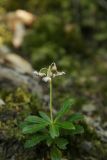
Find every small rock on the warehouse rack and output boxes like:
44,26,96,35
85,116,101,128
97,129,107,143
103,122,107,130
81,141,93,153
82,104,96,115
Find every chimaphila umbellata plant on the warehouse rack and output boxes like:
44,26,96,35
21,63,84,160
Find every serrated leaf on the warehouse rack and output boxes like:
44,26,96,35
22,122,48,134
24,135,47,148
46,137,53,146
56,138,68,150
25,115,47,124
49,124,59,139
50,146,62,160
56,121,75,130
61,125,84,136
55,99,75,122
39,111,51,123
68,113,84,122
20,121,29,129
70,125,84,134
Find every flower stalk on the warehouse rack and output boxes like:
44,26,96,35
33,62,65,122
49,79,53,122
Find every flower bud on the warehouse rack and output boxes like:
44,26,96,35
42,76,51,82
51,63,57,73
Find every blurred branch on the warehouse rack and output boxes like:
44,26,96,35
0,10,36,48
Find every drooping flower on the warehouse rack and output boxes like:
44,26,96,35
33,62,65,82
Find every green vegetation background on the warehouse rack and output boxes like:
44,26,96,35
1,0,107,103
0,0,107,159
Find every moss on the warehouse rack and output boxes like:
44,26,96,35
0,22,12,45
0,87,41,140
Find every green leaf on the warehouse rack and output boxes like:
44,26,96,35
39,111,51,123
46,136,53,146
55,99,75,122
68,113,84,122
56,121,75,130
22,122,48,134
50,146,62,160
20,121,30,129
25,115,48,124
61,125,84,136
70,125,84,134
24,135,47,148
49,124,59,139
56,138,68,150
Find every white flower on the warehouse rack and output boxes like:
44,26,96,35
33,71,46,77
42,76,51,82
33,63,65,82
55,71,65,76
33,71,39,76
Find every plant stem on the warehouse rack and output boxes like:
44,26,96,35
49,79,53,122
